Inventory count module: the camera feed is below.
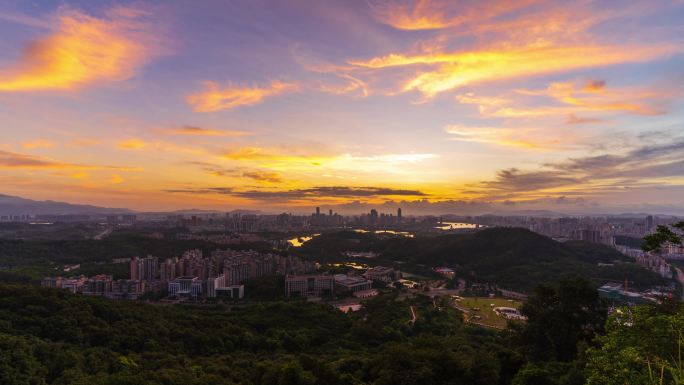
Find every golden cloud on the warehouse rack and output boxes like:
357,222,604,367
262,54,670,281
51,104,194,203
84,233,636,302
70,171,89,179
369,0,537,30
111,174,124,184
186,81,299,112
0,150,134,172
471,80,675,119
444,125,540,149
318,75,370,97
218,146,438,182
0,150,82,169
221,147,274,161
164,125,250,137
0,6,158,91
116,138,148,150
22,139,56,149
350,44,678,99
542,81,668,115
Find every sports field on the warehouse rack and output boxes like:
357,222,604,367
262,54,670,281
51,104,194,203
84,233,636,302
454,296,523,329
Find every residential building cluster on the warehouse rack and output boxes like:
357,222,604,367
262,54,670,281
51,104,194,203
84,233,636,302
154,249,315,299
41,275,144,299
615,245,674,279
176,232,263,245
471,215,668,243
43,248,315,301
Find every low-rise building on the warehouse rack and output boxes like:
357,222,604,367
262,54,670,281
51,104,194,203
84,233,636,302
41,276,64,288
285,274,334,297
206,274,245,299
363,266,398,283
109,279,144,299
168,277,203,298
334,274,372,293
434,267,455,279
353,288,379,298
41,276,88,293
215,285,244,299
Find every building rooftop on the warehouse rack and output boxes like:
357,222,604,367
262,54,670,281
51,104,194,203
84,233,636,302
599,282,623,291
365,266,393,273
334,274,371,285
285,274,331,280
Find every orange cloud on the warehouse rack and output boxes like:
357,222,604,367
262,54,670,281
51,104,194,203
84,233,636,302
0,150,82,169
0,149,134,172
488,80,674,118
70,171,89,179
444,125,540,149
117,138,148,150
221,147,278,161
350,44,678,98
319,75,370,97
583,80,607,92
565,114,605,125
22,139,56,149
186,81,299,112
218,147,438,181
0,6,158,92
542,81,668,115
111,174,124,184
369,0,538,30
443,124,590,150
164,125,250,137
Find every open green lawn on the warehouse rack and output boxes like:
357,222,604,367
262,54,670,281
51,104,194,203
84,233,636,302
454,296,523,329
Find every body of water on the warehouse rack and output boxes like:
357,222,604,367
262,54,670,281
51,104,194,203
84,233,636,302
435,222,480,231
287,234,320,247
353,229,414,237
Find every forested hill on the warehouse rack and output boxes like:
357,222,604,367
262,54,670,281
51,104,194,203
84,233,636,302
0,284,509,384
298,228,665,292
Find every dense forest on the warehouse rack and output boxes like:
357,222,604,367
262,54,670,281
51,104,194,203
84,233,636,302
297,228,666,292
1,278,682,384
0,284,510,384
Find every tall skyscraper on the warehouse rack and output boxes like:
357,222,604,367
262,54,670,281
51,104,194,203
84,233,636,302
130,258,140,280
130,256,158,281
315,207,320,215
646,215,655,232
397,208,402,222
370,209,378,224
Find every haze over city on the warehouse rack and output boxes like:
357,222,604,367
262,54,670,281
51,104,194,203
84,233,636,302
1,0,683,215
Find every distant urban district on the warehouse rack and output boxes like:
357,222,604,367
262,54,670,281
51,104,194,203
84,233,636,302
1,205,684,384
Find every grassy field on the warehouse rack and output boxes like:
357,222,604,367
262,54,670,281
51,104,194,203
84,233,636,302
454,296,523,329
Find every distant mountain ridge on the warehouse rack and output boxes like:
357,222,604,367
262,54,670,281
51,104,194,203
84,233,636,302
0,194,132,216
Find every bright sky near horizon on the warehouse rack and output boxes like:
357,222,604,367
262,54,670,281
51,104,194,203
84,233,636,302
0,0,683,214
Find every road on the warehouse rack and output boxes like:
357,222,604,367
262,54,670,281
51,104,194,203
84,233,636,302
93,227,112,240
408,306,417,324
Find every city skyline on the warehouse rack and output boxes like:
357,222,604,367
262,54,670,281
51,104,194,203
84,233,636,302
1,0,684,214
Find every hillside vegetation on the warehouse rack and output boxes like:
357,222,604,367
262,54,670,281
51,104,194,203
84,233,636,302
0,285,512,385
298,228,665,292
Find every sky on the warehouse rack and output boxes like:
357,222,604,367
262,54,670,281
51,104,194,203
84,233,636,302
0,0,683,215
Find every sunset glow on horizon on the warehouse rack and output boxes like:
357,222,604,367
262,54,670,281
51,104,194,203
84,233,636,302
1,0,683,214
